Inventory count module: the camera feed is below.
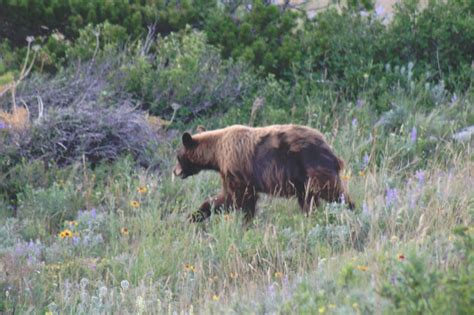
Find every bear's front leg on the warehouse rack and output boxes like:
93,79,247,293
189,192,227,222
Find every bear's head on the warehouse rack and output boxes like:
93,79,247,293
173,132,201,179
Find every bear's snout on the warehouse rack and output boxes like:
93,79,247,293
173,163,184,178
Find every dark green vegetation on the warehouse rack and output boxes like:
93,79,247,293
0,0,472,313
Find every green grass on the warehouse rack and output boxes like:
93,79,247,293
1,95,473,314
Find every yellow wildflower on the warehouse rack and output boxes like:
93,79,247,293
67,220,78,227
137,186,148,194
130,200,140,208
120,227,129,236
355,265,369,272
352,303,359,309
184,264,196,273
212,294,219,301
274,271,284,279
341,174,351,181
358,170,365,177
318,306,326,314
59,229,73,239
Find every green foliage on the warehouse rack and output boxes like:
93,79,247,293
381,229,474,314
205,0,302,78
0,0,216,46
302,8,386,97
0,1,473,313
17,183,82,238
120,29,256,120
66,22,128,61
384,0,474,90
0,159,58,209
2,0,472,103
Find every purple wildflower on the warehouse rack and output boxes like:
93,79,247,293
352,118,358,128
356,99,365,108
14,240,42,264
362,202,370,215
390,274,398,285
451,93,458,105
385,188,398,207
415,170,425,186
73,236,81,246
375,5,385,17
0,121,5,129
409,194,417,209
362,153,369,169
267,284,276,298
14,243,27,256
410,127,417,143
90,208,97,219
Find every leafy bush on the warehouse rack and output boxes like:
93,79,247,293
384,0,474,90
120,29,256,121
0,0,216,46
205,0,302,78
302,8,386,98
381,227,473,314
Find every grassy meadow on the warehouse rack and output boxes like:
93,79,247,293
1,0,473,314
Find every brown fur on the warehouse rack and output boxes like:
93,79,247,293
173,124,354,222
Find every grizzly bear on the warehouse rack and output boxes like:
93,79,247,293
173,124,354,222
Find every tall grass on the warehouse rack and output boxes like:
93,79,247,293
1,88,472,313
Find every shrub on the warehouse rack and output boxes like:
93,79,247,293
10,104,159,168
381,228,473,314
0,0,216,47
384,0,474,90
119,29,256,121
65,22,128,61
302,8,386,98
205,0,302,78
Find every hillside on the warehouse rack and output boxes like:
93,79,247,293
0,0,472,313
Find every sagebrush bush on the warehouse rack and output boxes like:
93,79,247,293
15,104,159,167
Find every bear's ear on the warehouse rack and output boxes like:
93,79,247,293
182,132,197,148
196,125,206,133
